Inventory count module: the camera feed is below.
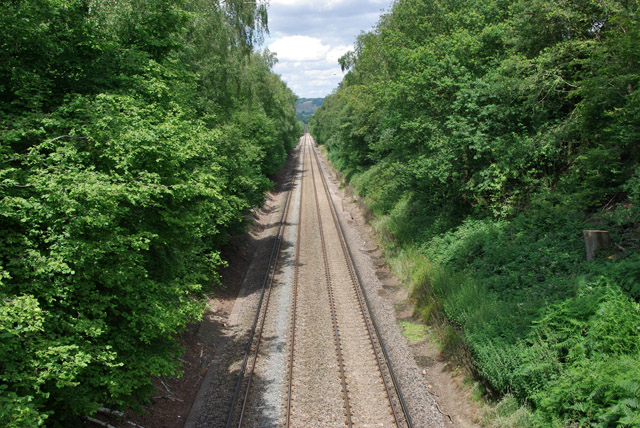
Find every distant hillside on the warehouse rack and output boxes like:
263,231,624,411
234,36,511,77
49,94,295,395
296,98,324,123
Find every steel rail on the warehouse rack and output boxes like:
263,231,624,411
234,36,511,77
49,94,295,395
310,136,415,428
225,139,301,428
225,133,413,428
285,139,305,428
307,134,353,428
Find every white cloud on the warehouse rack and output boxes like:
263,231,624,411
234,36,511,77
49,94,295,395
268,0,300,5
272,57,345,97
262,0,392,97
269,36,330,61
269,0,348,9
326,45,351,62
267,36,347,97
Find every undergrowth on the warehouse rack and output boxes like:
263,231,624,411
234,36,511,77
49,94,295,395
326,153,640,426
310,1,640,415
373,195,640,427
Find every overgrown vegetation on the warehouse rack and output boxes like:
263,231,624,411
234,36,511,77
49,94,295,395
311,0,640,425
0,0,301,426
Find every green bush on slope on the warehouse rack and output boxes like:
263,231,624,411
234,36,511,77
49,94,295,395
0,0,301,425
311,0,640,425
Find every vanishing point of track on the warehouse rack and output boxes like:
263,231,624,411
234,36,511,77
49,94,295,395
226,133,414,428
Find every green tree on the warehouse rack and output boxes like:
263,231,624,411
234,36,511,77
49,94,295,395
311,0,640,425
1,0,299,425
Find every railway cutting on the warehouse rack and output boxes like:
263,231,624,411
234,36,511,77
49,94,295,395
186,134,444,428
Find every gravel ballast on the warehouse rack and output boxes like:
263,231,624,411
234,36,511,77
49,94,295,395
186,135,445,428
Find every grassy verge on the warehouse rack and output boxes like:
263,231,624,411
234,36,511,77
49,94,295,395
329,158,640,427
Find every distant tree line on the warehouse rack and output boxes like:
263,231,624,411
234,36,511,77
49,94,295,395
0,0,301,426
311,0,639,425
296,97,324,123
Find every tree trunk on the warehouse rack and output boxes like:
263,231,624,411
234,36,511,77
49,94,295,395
583,230,611,261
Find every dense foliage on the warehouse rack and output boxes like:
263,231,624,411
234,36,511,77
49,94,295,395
311,0,640,425
0,0,301,426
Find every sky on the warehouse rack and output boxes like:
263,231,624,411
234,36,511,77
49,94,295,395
262,0,392,98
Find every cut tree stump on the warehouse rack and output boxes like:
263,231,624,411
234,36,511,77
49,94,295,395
583,230,611,260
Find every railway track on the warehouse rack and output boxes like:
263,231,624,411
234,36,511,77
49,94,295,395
226,133,413,428
224,137,299,428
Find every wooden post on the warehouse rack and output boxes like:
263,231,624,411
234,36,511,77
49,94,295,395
583,230,611,260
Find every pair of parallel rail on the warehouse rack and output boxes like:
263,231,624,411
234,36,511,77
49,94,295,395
226,134,413,428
